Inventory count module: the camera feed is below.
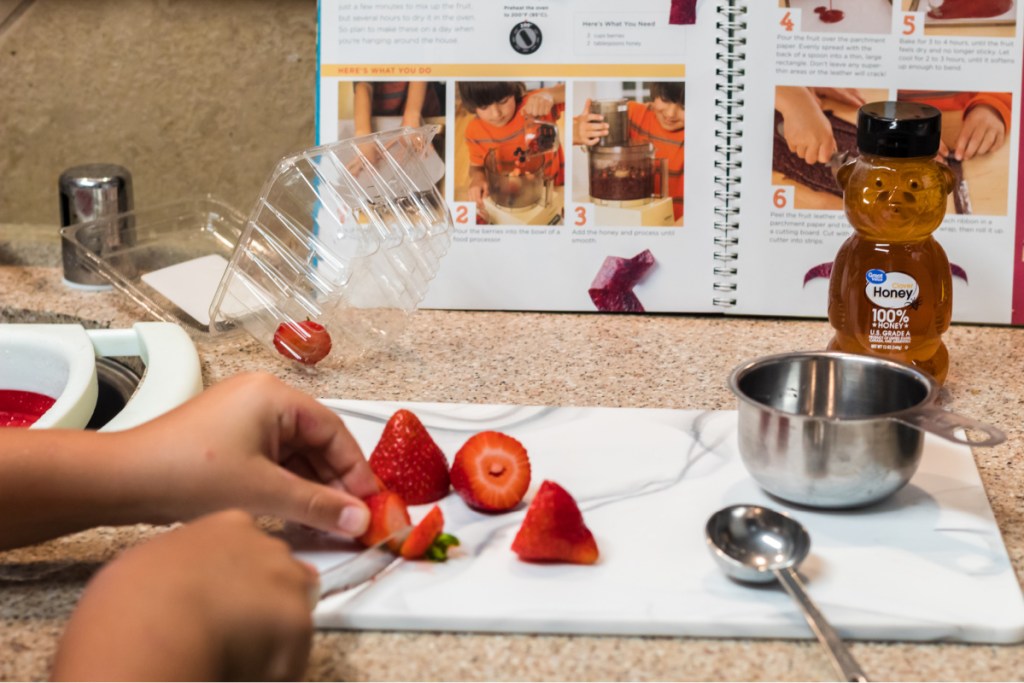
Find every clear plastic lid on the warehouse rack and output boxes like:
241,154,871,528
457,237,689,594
60,126,452,368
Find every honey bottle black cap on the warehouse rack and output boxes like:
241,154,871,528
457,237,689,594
857,101,942,157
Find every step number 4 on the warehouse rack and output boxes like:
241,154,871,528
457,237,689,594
772,186,794,210
779,10,796,31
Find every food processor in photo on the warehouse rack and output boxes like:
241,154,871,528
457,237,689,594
586,99,675,227
481,146,562,226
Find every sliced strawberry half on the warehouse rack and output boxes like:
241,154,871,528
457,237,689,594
357,490,411,552
511,480,599,565
450,431,531,512
369,409,450,505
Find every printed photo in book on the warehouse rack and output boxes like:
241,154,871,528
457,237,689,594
733,0,1024,325
316,0,720,314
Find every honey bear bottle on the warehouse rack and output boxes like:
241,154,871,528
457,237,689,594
828,101,955,383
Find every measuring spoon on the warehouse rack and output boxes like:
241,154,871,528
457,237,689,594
705,504,868,682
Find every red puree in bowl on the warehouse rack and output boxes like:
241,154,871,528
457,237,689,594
0,390,57,427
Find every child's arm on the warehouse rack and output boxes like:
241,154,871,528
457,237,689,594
776,86,837,165
573,98,610,146
811,87,866,109
401,81,429,128
0,372,377,551
467,165,488,206
353,81,374,137
51,510,316,681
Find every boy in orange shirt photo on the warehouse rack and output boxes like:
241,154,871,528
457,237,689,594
456,81,565,223
576,81,686,223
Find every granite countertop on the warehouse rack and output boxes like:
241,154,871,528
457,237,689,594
1,225,1023,680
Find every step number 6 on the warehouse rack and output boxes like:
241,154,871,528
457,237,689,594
772,186,793,210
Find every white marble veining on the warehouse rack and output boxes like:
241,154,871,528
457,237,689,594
297,401,1024,644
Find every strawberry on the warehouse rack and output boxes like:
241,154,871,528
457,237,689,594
357,490,411,552
272,319,332,365
450,431,531,512
399,505,445,559
511,480,599,565
369,410,450,505
398,505,460,561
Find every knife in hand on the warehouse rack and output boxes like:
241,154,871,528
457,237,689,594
316,526,411,600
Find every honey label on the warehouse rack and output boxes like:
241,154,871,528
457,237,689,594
865,269,917,351
864,269,919,308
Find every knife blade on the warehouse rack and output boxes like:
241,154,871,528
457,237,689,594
316,525,411,600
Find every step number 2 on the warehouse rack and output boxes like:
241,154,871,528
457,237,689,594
453,202,476,226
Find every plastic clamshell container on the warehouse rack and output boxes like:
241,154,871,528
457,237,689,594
61,126,452,368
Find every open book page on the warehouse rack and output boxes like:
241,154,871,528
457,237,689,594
317,0,721,313
731,0,1024,324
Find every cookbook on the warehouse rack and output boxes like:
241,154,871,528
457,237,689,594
316,0,1024,325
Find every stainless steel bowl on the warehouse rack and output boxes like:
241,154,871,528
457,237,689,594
728,351,1005,508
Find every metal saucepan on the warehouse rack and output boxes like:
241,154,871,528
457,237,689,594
728,351,1005,508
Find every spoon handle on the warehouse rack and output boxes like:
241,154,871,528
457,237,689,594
774,567,868,682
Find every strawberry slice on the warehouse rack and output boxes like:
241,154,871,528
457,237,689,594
450,431,531,512
357,490,411,552
369,410,450,505
399,506,445,559
511,480,599,564
397,504,462,562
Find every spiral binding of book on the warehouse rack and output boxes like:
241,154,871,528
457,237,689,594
712,0,746,308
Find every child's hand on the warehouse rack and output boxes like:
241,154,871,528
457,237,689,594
573,98,610,146
776,86,837,165
52,510,317,681
522,91,556,118
467,177,489,206
953,104,1006,161
938,138,952,159
126,372,378,538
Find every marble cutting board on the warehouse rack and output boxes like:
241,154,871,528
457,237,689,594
292,400,1024,643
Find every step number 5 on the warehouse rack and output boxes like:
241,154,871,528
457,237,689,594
901,13,922,36
772,186,794,210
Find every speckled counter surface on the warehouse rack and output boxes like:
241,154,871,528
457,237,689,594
1,226,1023,681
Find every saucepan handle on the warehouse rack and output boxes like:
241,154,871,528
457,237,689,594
894,407,1006,448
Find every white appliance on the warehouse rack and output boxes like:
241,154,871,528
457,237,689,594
0,322,202,431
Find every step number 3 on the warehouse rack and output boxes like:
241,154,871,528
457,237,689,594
573,202,595,228
772,186,794,210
